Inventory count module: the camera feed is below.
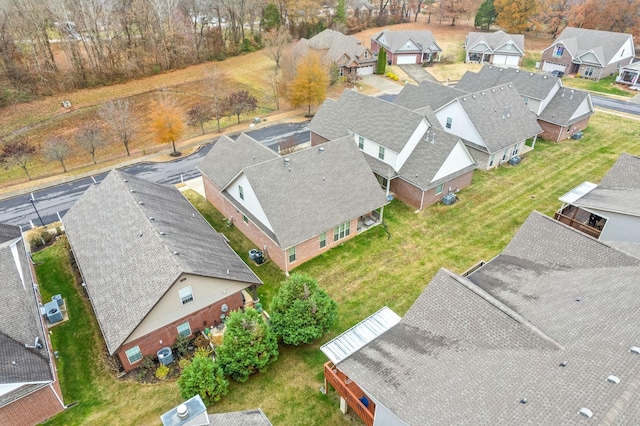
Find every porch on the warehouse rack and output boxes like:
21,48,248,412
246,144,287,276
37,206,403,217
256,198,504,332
554,204,604,239
357,210,381,233
324,361,375,426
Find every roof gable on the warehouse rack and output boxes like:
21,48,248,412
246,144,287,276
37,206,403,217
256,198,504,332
456,65,560,101
551,27,634,66
394,80,466,111
467,31,524,55
372,29,440,53
538,87,593,126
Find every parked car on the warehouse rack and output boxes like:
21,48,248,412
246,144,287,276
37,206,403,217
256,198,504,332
551,70,565,78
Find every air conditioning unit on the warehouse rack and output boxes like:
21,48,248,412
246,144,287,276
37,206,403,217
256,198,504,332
508,156,522,166
442,193,457,205
45,300,63,323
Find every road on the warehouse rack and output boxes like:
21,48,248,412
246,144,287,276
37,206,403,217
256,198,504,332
0,122,310,229
591,94,640,115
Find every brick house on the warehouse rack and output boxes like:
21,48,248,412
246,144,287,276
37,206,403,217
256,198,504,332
465,30,524,68
309,89,477,210
0,224,65,425
198,135,388,274
370,29,442,65
456,65,594,142
539,27,635,80
62,171,261,372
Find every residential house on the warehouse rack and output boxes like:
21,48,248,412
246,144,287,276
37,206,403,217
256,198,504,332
323,210,640,425
394,80,543,169
370,29,442,65
555,153,640,243
539,27,635,80
0,224,65,425
456,65,595,141
309,89,477,210
160,394,272,426
465,30,525,67
62,170,262,372
293,29,377,78
616,61,640,86
198,134,389,273
348,0,374,18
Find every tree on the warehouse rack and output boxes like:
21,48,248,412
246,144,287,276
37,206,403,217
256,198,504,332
495,0,537,33
0,137,37,180
376,47,387,75
288,53,329,116
475,0,497,30
75,122,105,164
187,103,214,135
262,3,282,31
149,99,185,156
269,274,338,346
568,0,640,39
334,0,346,25
43,136,71,173
177,352,229,405
98,99,139,156
216,309,278,382
207,68,231,132
264,27,291,73
226,90,258,123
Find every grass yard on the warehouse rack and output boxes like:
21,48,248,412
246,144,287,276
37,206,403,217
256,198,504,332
562,75,634,97
35,111,640,425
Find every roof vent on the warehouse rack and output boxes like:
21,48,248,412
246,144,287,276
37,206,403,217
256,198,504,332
139,231,143,237
159,231,166,235
130,189,135,193
579,407,593,418
463,97,466,101
630,346,640,354
516,69,520,73
11,361,16,365
530,72,533,76
559,361,567,367
176,404,188,419
123,179,128,182
520,398,527,404
570,89,574,99
607,375,620,384
138,201,144,205
491,88,496,93
543,75,547,79
192,213,195,218
500,86,504,90
226,269,229,275
472,94,476,99
284,157,290,166
319,147,324,154
481,92,485,95
173,251,179,255
149,217,155,221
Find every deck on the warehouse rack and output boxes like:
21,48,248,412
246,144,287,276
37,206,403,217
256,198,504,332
324,362,375,426
554,205,603,239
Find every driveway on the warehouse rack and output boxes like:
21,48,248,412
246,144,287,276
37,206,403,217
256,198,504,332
360,75,405,94
398,64,439,84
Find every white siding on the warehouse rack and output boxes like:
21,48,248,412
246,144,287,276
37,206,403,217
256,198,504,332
590,209,640,243
610,38,635,65
569,96,593,121
396,119,430,170
431,140,476,182
397,40,420,52
371,397,409,426
436,101,484,147
538,81,562,113
228,173,273,231
355,134,400,171
527,98,542,115
579,51,602,66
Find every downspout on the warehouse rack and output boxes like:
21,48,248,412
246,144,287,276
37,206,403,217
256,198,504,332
49,382,67,409
284,251,289,276
419,187,425,211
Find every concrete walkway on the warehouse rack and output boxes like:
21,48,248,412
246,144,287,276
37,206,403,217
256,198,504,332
398,64,440,84
178,176,205,197
360,75,405,95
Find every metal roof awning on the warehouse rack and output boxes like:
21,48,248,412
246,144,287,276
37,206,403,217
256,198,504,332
559,181,597,205
320,306,401,364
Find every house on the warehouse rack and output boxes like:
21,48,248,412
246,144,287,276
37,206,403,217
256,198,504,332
539,27,635,80
0,224,65,425
348,0,374,18
62,170,262,372
616,61,640,86
465,30,525,67
293,29,377,78
323,210,640,425
456,65,595,141
198,134,389,273
309,89,477,210
394,80,543,169
370,29,442,65
555,153,640,243
160,394,272,426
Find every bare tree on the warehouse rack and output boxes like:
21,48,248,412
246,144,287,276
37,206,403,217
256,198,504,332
277,135,298,154
0,137,38,180
207,67,231,132
187,103,214,134
43,136,71,173
98,99,139,156
264,26,290,73
75,122,105,164
225,90,257,123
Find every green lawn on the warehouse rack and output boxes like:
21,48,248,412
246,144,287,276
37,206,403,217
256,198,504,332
37,112,640,425
562,75,633,97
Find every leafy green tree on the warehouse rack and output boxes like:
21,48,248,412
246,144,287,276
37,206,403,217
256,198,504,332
334,0,346,25
177,353,229,405
269,274,338,346
376,48,387,75
262,3,282,31
216,309,278,382
475,0,497,30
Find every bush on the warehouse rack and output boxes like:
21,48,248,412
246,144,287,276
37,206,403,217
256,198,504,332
155,364,170,380
28,227,54,248
178,358,191,370
173,334,191,358
178,353,229,405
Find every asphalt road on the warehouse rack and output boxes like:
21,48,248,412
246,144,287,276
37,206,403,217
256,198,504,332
591,94,640,115
0,122,310,229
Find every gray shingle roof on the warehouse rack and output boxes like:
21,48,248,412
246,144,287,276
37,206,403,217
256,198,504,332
309,89,427,153
456,65,559,100
394,80,466,111
63,171,261,354
293,30,376,67
0,225,52,401
198,134,278,189
371,29,442,53
336,211,640,424
217,136,388,249
208,409,272,425
550,27,634,66
466,30,524,55
538,87,593,126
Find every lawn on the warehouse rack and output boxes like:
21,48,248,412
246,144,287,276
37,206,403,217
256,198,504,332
562,75,634,97
35,111,640,425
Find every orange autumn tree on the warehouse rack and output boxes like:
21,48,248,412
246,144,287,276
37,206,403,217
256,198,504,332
149,100,185,157
495,0,537,33
288,53,329,117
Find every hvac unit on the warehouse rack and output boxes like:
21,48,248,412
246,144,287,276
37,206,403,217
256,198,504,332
508,156,522,166
45,300,63,323
442,193,457,205
52,294,63,306
157,347,174,366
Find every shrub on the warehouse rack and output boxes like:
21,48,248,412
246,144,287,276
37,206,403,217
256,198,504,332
28,227,54,248
178,358,192,370
155,364,170,380
178,353,229,405
173,334,191,358
194,347,212,359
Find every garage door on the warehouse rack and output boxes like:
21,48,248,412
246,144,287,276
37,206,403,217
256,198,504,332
542,61,566,73
357,65,374,76
396,54,417,65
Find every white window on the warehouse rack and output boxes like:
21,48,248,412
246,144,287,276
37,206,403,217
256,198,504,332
584,66,594,77
334,221,351,242
179,286,193,305
446,117,452,129
125,346,142,364
436,184,444,195
243,214,249,224
502,149,508,161
288,246,296,263
238,185,244,200
553,45,564,57
378,146,385,160
489,154,495,167
177,322,191,338
358,136,364,149
512,145,519,156
319,232,326,248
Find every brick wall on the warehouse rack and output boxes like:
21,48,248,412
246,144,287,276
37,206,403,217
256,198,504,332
118,293,242,371
538,115,591,142
390,178,423,209
311,132,330,147
0,384,64,426
391,171,473,210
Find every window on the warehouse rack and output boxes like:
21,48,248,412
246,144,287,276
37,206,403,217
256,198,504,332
243,215,249,224
489,154,495,167
512,145,519,156
177,322,191,338
553,45,564,57
436,184,444,195
319,232,326,248
378,146,385,160
238,185,244,200
584,66,594,77
179,286,193,305
363,51,369,59
446,117,452,129
502,149,508,161
334,221,351,242
339,68,344,77
288,246,296,263
358,136,364,149
125,346,142,364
